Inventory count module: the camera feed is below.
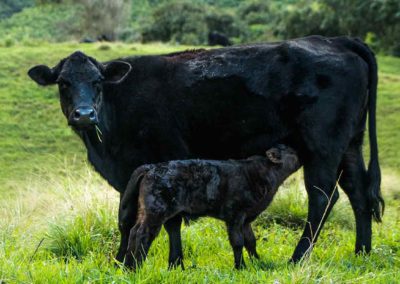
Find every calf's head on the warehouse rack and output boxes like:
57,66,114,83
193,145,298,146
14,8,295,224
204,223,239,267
265,145,300,174
28,51,131,130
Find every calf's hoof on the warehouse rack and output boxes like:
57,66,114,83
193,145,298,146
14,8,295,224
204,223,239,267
123,254,138,271
234,262,246,270
115,251,125,264
250,252,260,260
168,258,185,270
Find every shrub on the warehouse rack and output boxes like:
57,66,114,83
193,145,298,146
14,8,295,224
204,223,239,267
238,0,270,25
141,0,243,45
0,0,33,19
3,37,15,47
35,0,63,4
275,1,339,39
275,0,400,53
0,4,81,42
236,0,279,43
142,1,208,45
70,0,131,41
205,8,242,38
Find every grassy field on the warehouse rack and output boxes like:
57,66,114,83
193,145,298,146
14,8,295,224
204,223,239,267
0,42,399,283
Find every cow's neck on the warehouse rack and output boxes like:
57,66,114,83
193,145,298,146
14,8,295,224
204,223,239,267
81,102,113,158
76,99,120,187
82,127,105,160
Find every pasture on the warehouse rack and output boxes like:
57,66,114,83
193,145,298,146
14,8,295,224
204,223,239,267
0,42,399,283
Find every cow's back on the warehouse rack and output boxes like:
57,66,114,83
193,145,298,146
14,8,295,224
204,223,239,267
165,36,369,158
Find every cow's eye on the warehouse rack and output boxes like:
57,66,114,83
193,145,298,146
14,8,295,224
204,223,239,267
93,79,102,86
57,79,70,89
93,80,102,92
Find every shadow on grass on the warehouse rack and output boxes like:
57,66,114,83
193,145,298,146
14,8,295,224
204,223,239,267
250,258,281,271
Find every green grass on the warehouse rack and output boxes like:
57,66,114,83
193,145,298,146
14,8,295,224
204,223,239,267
375,56,400,170
0,42,399,283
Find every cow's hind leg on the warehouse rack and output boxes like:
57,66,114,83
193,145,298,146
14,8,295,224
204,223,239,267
339,135,371,254
164,216,184,270
291,156,340,262
243,222,259,259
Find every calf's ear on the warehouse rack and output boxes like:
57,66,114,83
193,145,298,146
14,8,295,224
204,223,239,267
103,61,132,84
28,65,57,86
266,148,283,164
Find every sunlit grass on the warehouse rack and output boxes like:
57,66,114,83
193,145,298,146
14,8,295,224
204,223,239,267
0,162,399,283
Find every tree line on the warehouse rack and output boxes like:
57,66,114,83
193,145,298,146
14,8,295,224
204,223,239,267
1,0,399,55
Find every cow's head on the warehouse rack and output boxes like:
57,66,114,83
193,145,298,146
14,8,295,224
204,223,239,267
265,145,300,172
28,51,131,130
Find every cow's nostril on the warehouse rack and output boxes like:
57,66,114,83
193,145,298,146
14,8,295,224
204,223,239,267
74,110,81,119
70,107,97,125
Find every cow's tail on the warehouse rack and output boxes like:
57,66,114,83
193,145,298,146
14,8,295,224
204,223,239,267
341,37,384,222
119,165,151,228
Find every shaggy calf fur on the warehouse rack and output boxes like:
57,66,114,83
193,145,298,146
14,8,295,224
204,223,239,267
119,145,300,270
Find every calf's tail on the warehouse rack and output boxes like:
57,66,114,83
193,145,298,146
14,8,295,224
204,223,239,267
119,165,151,229
340,37,384,222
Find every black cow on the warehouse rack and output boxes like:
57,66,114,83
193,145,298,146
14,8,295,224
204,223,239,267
28,35,383,264
121,145,300,270
208,31,232,47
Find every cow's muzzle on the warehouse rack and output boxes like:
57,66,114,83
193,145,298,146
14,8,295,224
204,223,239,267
68,106,98,128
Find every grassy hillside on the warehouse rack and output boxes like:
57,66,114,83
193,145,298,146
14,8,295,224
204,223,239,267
0,42,399,283
0,4,80,44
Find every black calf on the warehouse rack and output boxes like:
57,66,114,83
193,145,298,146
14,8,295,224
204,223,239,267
119,145,300,270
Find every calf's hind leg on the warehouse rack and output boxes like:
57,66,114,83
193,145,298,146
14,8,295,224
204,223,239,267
164,216,184,269
125,217,162,270
116,193,137,263
123,223,140,268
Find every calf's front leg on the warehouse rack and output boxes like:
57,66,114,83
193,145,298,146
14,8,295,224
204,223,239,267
243,222,259,259
227,222,246,269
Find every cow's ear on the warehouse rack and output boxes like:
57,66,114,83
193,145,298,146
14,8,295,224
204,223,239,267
266,148,283,164
28,65,57,86
103,61,132,84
